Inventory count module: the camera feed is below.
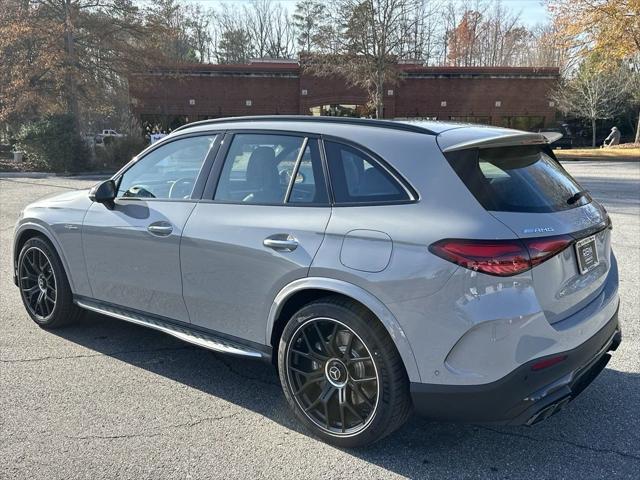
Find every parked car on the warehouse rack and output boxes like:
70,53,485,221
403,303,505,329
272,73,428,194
12,116,621,447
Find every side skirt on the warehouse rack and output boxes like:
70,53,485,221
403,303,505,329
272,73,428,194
74,296,271,361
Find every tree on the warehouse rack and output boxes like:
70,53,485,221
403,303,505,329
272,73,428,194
551,58,634,147
548,0,640,142
1,0,161,135
186,4,214,63
145,0,198,63
292,0,327,54
305,0,421,119
267,2,296,58
0,1,66,126
217,28,253,64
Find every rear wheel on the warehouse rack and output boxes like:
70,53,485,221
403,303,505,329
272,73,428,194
17,236,83,328
278,296,412,447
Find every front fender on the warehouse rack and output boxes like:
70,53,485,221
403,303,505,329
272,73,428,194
13,221,76,291
267,277,421,382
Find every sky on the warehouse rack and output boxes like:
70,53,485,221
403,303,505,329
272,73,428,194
164,0,550,27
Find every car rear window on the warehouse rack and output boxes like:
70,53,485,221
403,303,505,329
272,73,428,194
444,145,588,213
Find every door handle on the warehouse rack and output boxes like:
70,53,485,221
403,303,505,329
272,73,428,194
147,221,173,237
263,234,298,251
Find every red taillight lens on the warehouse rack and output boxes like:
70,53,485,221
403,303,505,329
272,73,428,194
429,235,574,277
524,235,573,267
429,239,530,276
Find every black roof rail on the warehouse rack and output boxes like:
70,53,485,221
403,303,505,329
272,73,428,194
171,115,437,135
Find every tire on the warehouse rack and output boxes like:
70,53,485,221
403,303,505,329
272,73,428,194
17,236,83,329
278,295,412,447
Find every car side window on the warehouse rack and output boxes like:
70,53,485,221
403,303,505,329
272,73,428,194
324,141,409,204
214,134,328,205
117,135,216,199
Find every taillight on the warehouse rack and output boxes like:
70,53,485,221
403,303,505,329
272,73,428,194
429,235,573,277
525,235,573,267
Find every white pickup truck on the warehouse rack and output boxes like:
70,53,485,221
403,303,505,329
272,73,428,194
100,129,124,138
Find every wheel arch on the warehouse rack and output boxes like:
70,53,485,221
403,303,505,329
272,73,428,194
13,223,75,292
267,277,421,382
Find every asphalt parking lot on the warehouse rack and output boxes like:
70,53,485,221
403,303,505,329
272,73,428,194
1,161,639,480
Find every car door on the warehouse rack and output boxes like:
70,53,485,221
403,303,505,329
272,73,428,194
82,134,219,322
180,132,331,344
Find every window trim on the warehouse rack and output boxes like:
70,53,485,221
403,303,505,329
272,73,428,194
111,132,222,202
320,135,419,207
284,137,309,203
203,130,331,207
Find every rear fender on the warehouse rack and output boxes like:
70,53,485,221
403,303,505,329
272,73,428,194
267,277,421,382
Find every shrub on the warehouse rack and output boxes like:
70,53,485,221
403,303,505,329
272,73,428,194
95,135,147,170
14,114,91,172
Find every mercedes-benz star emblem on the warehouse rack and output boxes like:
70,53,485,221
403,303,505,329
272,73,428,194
329,365,341,381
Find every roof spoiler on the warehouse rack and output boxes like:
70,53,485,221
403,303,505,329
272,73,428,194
441,131,549,153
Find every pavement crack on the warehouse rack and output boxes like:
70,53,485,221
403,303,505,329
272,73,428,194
477,425,640,462
0,345,194,364
63,412,241,441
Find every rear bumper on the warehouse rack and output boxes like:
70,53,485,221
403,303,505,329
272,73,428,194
410,304,621,425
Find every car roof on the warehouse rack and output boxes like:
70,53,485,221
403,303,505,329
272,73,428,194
172,115,438,135
169,116,549,152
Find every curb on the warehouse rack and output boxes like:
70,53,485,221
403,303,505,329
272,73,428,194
0,171,114,179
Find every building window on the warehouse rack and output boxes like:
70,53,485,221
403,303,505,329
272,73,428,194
440,101,447,107
309,104,373,117
245,99,252,107
500,116,545,131
189,99,196,106
387,89,394,96
301,89,308,96
495,100,502,108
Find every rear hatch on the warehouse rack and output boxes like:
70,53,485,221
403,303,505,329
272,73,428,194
442,141,611,325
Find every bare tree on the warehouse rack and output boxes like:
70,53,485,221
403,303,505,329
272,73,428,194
244,0,272,59
551,58,634,146
215,4,253,63
267,2,296,58
306,0,422,118
185,4,214,63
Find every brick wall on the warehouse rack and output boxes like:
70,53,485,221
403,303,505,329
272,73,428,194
130,63,559,128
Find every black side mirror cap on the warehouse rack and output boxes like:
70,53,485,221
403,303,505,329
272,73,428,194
89,179,117,209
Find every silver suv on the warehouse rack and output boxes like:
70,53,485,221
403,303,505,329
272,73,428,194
13,117,621,447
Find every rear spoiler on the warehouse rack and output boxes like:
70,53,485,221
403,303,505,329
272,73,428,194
440,131,549,153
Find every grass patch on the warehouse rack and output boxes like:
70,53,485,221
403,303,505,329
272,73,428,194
554,148,640,161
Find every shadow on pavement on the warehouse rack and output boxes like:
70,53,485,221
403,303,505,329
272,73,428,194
48,311,640,477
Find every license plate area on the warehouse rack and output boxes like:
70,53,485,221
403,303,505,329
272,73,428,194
575,235,599,274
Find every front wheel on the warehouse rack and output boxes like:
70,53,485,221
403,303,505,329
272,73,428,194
17,236,83,328
278,296,412,447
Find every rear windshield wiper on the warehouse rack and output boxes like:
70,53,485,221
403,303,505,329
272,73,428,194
567,190,590,205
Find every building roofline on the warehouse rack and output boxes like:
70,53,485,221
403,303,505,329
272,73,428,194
135,63,560,78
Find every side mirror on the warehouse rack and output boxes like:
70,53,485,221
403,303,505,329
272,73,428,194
89,179,117,209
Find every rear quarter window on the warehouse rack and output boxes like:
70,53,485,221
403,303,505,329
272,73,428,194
445,145,587,213
324,141,410,204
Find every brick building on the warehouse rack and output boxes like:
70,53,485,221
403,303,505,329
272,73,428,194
129,60,560,132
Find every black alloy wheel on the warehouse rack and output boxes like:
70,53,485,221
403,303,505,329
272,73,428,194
19,246,57,321
285,317,380,436
17,236,83,328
